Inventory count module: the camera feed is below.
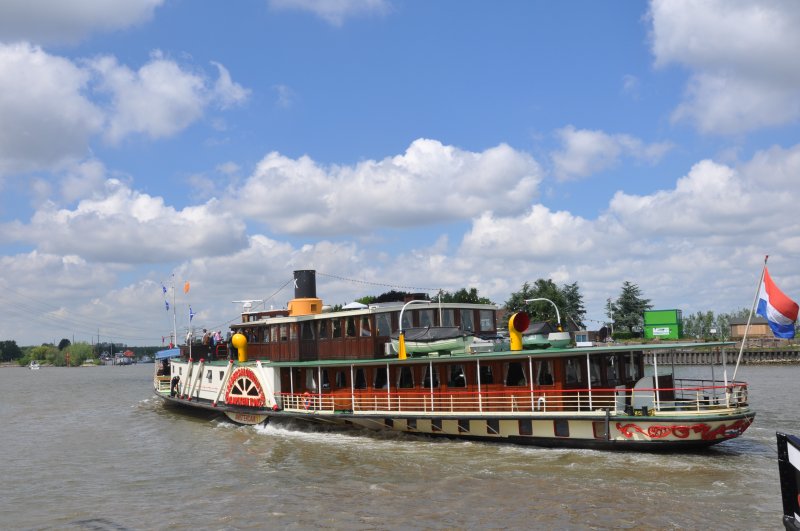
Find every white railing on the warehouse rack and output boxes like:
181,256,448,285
276,380,748,415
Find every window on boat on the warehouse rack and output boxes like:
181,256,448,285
487,418,500,435
397,366,414,388
606,356,619,385
478,365,494,385
401,311,413,330
565,358,581,385
321,369,330,390
289,324,297,340
419,309,434,328
270,326,279,342
318,320,328,340
346,316,357,337
206,370,212,382
332,319,342,338
448,364,466,388
458,419,469,433
422,365,440,388
373,367,388,389
354,368,367,389
279,324,288,342
219,371,224,380
590,358,602,387
360,316,372,337
504,362,527,387
431,418,442,432
479,310,494,332
441,309,455,327
335,370,347,388
460,310,474,332
301,322,314,341
536,361,554,386
624,351,643,380
554,419,570,438
263,326,271,343
407,418,417,430
376,313,391,336
305,369,317,391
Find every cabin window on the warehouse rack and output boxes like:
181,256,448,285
448,364,466,388
458,419,470,433
318,320,328,340
301,322,314,341
270,326,279,342
487,418,500,435
206,370,212,382
422,365,440,388
401,311,414,330
565,358,581,385
554,419,570,437
360,316,372,337
518,419,532,436
321,369,330,390
479,310,494,332
504,362,527,387
478,365,494,385
590,358,602,386
460,310,474,332
289,324,297,340
219,371,224,380
305,369,317,391
431,418,442,432
346,317,357,337
419,309,434,328
606,356,619,385
593,421,608,439
536,361,554,386
376,313,392,336
440,309,455,327
373,367,388,389
332,319,342,338
279,324,288,342
397,366,414,388
354,368,367,389
335,370,347,388
407,418,417,430
263,326,271,343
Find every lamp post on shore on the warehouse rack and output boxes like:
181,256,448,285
398,300,432,360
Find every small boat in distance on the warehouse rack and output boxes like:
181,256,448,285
153,269,755,450
28,360,40,370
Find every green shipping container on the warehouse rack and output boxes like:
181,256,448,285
643,309,683,340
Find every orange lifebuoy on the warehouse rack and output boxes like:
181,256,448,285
303,391,311,410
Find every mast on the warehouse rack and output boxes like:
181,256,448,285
172,274,178,348
732,255,768,382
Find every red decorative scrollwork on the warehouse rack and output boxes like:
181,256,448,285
225,367,266,407
615,417,753,441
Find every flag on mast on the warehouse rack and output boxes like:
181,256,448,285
189,306,195,322
184,281,190,294
756,267,799,338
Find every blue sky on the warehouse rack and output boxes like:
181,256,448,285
1,0,799,346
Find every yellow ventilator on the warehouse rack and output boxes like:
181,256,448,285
508,312,530,351
398,332,407,360
232,333,248,362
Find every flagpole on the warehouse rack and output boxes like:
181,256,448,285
171,274,177,349
732,255,768,382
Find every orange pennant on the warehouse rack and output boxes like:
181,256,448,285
183,281,190,294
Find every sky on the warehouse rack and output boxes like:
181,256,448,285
1,0,800,347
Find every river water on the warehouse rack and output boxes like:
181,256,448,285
0,363,796,530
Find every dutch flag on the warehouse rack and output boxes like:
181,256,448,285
756,268,799,339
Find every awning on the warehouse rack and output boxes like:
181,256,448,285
155,348,181,360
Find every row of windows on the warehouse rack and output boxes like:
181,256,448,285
237,308,496,344
295,354,644,392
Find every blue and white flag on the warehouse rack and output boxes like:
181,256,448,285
165,300,169,312
189,306,196,322
161,283,167,295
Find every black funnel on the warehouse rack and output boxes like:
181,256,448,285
294,270,317,299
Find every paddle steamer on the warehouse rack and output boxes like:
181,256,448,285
154,270,755,449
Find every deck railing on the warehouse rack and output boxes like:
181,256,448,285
276,379,749,415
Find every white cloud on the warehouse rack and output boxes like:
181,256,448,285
90,52,249,143
0,0,163,44
649,0,800,134
0,43,103,176
232,139,543,235
551,125,672,181
268,0,391,26
3,179,248,263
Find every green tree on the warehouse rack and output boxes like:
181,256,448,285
439,288,492,304
612,281,652,335
505,279,580,328
0,340,23,362
58,338,71,350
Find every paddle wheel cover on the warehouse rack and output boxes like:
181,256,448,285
225,367,266,407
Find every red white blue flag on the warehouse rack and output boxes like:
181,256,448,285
756,268,799,338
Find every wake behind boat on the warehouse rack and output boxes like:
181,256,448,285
153,269,755,450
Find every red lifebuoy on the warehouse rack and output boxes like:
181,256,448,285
303,391,311,410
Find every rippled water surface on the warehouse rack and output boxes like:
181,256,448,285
1,363,796,530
